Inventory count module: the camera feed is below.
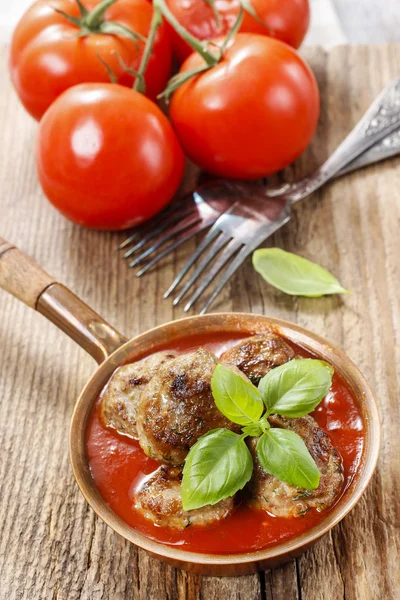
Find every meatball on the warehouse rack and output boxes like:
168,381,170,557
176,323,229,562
247,415,344,517
133,466,234,529
100,351,176,439
136,348,240,464
220,333,295,384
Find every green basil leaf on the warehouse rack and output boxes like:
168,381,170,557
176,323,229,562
181,429,253,511
211,364,264,425
259,358,333,417
253,248,349,297
257,429,320,489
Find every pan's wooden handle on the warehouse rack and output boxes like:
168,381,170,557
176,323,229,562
0,236,127,363
0,236,56,308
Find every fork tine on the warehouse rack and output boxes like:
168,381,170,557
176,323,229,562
118,231,142,251
199,245,252,314
136,222,210,276
172,232,231,306
117,199,187,251
123,207,196,259
128,213,202,268
183,239,242,312
163,227,221,299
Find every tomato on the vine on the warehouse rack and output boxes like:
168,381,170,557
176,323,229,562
169,33,319,179
10,0,172,120
165,0,309,62
36,83,185,230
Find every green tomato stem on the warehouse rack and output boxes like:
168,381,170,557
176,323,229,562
95,48,118,83
158,63,209,100
153,0,219,67
84,0,119,29
133,5,162,93
75,0,88,17
203,0,221,29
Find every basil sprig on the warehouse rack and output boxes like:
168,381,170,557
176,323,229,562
181,358,333,511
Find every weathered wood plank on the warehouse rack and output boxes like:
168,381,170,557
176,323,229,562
0,44,399,600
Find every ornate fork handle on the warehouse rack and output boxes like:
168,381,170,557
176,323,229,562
282,74,400,204
340,127,400,175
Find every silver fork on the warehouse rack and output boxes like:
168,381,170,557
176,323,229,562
119,89,400,276
163,74,400,314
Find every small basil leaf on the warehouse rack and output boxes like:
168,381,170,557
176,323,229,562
253,248,350,297
259,358,333,417
257,429,320,489
241,422,263,437
181,429,253,511
211,364,264,425
242,416,271,437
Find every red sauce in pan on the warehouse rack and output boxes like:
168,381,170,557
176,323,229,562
86,332,364,554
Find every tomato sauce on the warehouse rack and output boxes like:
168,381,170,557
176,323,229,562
87,332,364,554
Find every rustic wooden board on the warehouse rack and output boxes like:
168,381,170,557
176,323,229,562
0,44,399,600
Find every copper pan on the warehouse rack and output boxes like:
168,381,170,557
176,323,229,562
0,237,380,576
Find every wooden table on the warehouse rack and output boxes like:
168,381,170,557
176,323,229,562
0,44,399,600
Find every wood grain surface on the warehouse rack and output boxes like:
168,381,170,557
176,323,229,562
0,44,399,600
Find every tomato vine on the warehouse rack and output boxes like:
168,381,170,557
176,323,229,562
55,0,147,45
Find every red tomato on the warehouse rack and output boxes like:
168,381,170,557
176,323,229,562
10,0,172,120
36,83,185,230
166,0,309,62
170,34,319,179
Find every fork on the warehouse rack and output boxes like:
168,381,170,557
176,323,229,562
120,82,400,277
161,74,400,313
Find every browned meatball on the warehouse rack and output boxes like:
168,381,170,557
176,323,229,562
100,351,176,439
221,333,295,384
133,466,234,529
247,415,343,517
136,348,240,464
